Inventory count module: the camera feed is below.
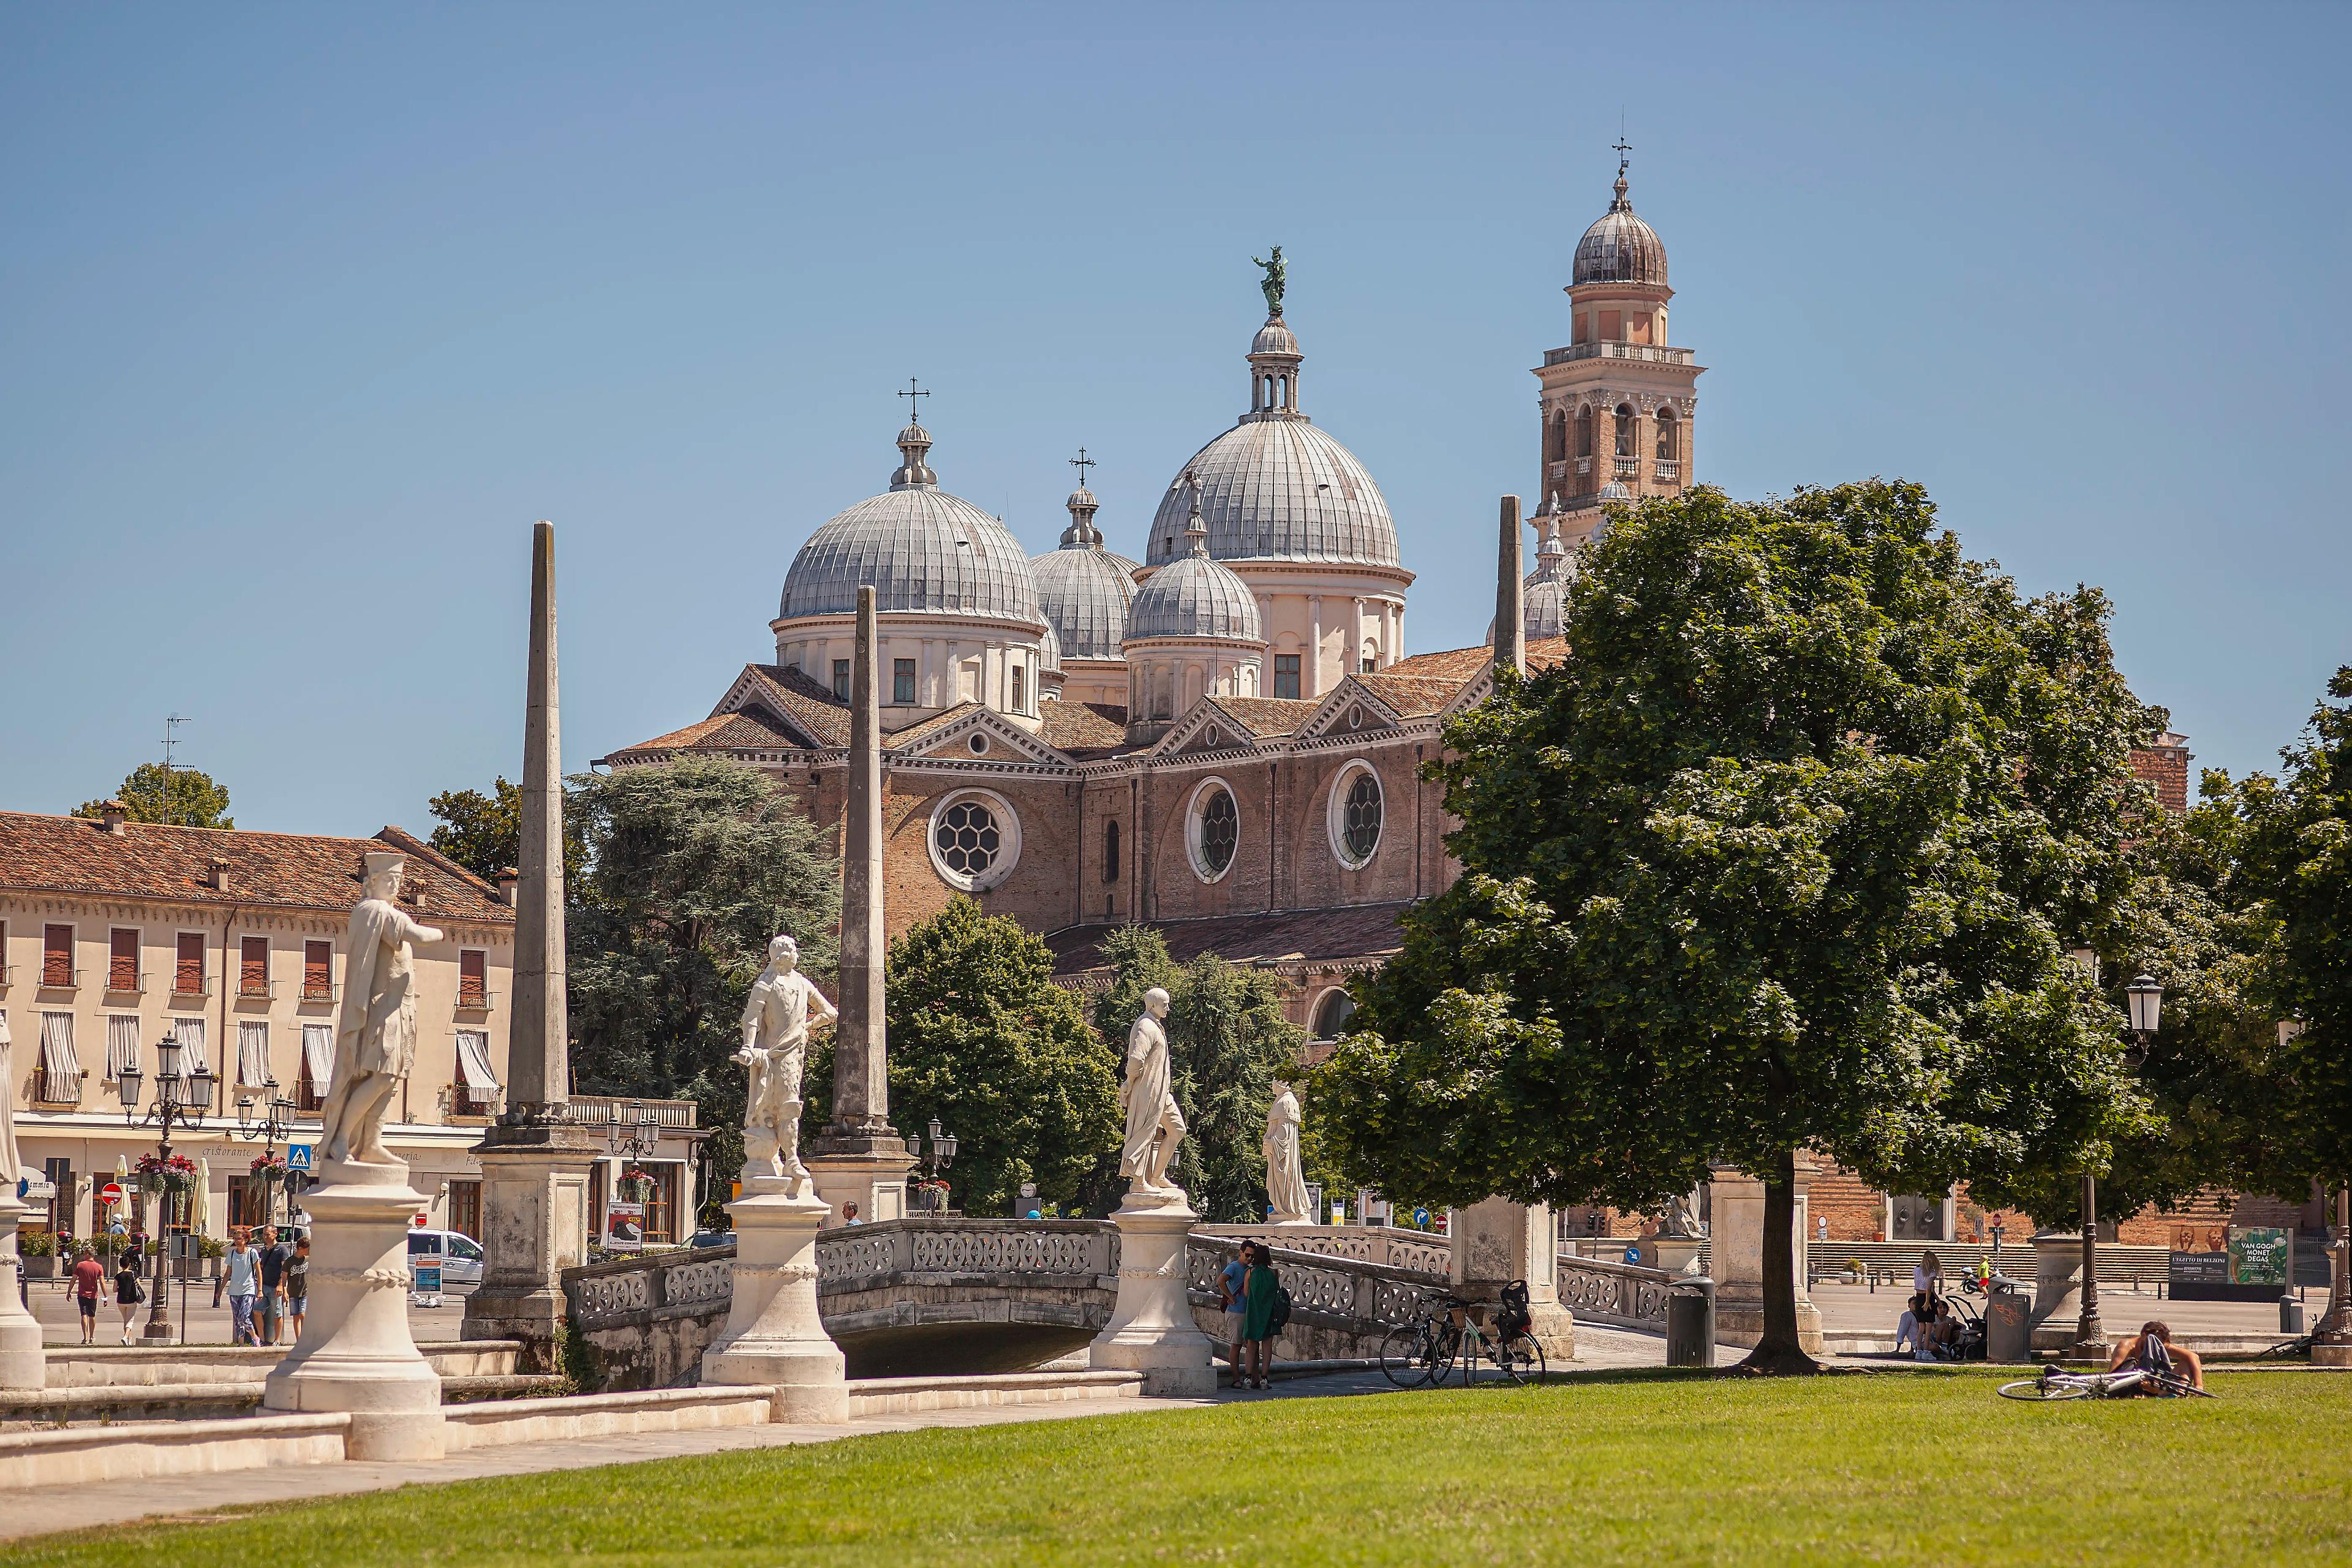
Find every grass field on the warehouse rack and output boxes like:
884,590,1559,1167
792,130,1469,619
15,1370,2349,1566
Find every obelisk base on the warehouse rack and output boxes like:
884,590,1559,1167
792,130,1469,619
0,1196,45,1390
461,1120,596,1372
263,1163,445,1460
700,1179,847,1423
807,1143,916,1231
1090,1194,1216,1397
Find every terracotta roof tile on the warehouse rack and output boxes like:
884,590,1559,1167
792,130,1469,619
0,814,512,923
1206,696,1321,739
1349,673,1463,719
1046,901,1411,978
1381,638,1568,685
740,665,850,747
1040,701,1127,752
887,704,987,750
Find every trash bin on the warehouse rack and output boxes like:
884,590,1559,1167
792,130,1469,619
1666,1280,1715,1368
1985,1280,2031,1362
2282,1296,2305,1334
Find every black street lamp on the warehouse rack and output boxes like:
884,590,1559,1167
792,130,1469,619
909,1117,957,1215
2076,972,2163,1357
116,1033,217,1342
233,1076,303,1230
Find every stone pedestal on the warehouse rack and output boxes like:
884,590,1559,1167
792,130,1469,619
2028,1232,2094,1353
0,1196,44,1390
263,1163,445,1460
460,1121,595,1370
807,1148,916,1230
700,1180,847,1422
1707,1164,1824,1353
1090,1195,1216,1396
1640,1237,1706,1277
1449,1197,1576,1359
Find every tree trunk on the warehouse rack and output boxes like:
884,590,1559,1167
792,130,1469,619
1739,1145,1820,1374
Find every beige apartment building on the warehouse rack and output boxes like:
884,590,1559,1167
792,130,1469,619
1,805,701,1250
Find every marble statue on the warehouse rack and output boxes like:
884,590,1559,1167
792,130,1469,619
735,934,837,1193
0,1012,18,1182
1657,1187,1708,1240
1118,988,1185,1197
1262,1080,1312,1224
318,853,445,1170
1253,246,1286,317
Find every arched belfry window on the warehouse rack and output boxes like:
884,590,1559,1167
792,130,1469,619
1545,409,1568,467
1103,818,1121,884
1656,407,1676,462
1615,404,1635,458
1575,407,1594,459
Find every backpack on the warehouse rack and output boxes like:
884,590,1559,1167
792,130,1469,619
1267,1283,1292,1335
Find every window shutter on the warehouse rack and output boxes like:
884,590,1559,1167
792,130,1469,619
43,925,73,987
304,941,332,999
110,929,139,991
459,948,486,1006
176,932,205,994
241,936,268,996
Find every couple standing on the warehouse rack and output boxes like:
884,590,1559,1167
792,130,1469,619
1220,1241,1282,1389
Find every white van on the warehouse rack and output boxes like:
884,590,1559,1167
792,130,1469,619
405,1228,485,1288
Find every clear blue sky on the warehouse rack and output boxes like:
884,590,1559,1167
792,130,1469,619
4,4,2345,835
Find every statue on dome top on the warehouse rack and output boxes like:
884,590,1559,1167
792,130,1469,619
1253,246,1286,318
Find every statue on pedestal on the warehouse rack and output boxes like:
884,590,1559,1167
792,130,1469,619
319,853,445,1171
1253,246,1286,318
0,1012,18,1182
1657,1188,1708,1241
1118,988,1185,1199
1263,1082,1312,1224
736,934,836,1194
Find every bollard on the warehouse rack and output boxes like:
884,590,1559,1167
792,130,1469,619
2282,1296,2305,1334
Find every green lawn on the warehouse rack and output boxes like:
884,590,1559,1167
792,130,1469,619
17,1370,2350,1566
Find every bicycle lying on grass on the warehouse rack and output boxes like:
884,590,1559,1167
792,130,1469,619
1379,1284,1546,1388
1997,1365,2215,1401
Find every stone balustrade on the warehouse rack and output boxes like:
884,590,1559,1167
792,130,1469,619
1553,1251,1688,1333
1195,1224,1451,1276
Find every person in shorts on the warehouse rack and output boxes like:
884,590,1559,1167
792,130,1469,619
1221,1242,1252,1386
70,1246,105,1344
254,1226,288,1346
283,1235,311,1342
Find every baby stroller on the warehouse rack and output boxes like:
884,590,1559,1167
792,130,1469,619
1939,1292,1987,1361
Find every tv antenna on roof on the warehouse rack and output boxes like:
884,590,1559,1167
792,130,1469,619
162,713,190,788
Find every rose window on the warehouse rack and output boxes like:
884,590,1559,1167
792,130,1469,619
1341,771,1382,864
934,799,1001,880
1197,787,1238,878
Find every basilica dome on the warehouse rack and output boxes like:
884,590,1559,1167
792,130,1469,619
1572,166,1668,287
1031,485,1142,661
778,425,1041,625
1129,488,1263,643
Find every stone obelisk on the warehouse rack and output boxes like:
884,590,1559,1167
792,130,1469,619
462,521,597,1368
1447,499,1577,1362
807,584,914,1226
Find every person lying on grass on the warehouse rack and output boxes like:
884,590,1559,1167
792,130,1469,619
2109,1321,2205,1392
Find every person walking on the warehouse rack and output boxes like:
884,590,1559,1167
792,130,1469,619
224,1232,260,1346
1221,1243,1252,1387
254,1226,289,1346
1242,1240,1281,1390
113,1247,145,1343
70,1246,105,1345
284,1235,311,1343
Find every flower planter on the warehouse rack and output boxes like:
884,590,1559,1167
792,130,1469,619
21,1254,61,1280
172,1257,206,1280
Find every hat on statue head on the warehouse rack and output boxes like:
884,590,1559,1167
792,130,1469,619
361,851,407,884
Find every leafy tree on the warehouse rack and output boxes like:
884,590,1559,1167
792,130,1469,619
77,763,232,829
1091,927,1307,1223
1315,482,2156,1371
566,756,840,1186
427,775,588,888
864,899,1121,1216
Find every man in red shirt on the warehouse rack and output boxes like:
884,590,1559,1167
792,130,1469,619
69,1245,107,1345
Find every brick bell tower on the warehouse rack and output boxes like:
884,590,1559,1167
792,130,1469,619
1534,145,1705,549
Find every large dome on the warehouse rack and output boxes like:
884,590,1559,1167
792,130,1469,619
1031,488,1141,662
1146,420,1397,567
1572,167,1667,287
778,426,1040,624
1130,488,1263,642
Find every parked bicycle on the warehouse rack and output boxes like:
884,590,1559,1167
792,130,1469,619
1379,1283,1546,1388
1996,1364,2215,1401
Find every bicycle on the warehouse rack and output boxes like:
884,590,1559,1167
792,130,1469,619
1379,1293,1546,1388
1996,1363,2215,1401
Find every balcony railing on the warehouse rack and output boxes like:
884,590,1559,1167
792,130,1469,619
1654,460,1681,481
39,965,81,992
1614,457,1640,479
456,986,495,1012
442,1084,500,1120
564,1095,701,1131
172,971,213,1000
238,977,276,1000
0,964,11,989
105,967,147,997
1543,341,1696,368
301,979,337,1003
30,1066,82,1106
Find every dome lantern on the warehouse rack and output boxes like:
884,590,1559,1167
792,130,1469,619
1031,448,1142,668
1571,150,1669,289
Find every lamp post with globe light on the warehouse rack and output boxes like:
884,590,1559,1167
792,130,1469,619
2076,973,2164,1357
233,1077,303,1230
909,1118,957,1215
115,1033,217,1342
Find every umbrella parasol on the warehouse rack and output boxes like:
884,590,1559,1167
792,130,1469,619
195,1156,212,1237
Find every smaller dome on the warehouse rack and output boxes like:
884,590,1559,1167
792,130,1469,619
1251,317,1300,358
1523,510,1577,639
1128,480,1263,642
1040,621,1064,673
1572,165,1668,287
1066,484,1098,514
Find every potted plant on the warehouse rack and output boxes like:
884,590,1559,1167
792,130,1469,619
134,1152,198,1196
1843,1257,1864,1285
17,1229,59,1278
616,1164,657,1205
199,1235,227,1279
249,1153,288,1187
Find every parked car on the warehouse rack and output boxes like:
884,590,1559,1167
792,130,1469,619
405,1227,486,1288
688,1229,733,1249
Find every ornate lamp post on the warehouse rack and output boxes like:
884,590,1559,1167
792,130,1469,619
115,1034,217,1342
908,1118,957,1215
233,1076,302,1229
2077,973,2163,1356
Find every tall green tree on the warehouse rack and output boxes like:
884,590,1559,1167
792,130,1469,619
566,756,840,1186
860,899,1121,1216
77,763,232,829
1091,927,1306,1223
1316,481,2155,1371
426,775,587,888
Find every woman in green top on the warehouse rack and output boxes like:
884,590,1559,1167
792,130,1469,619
1242,1244,1281,1389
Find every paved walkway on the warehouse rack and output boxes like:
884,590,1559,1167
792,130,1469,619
23,1278,469,1346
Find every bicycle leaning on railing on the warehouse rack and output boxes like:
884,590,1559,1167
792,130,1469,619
1379,1283,1546,1388
1996,1364,2215,1401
